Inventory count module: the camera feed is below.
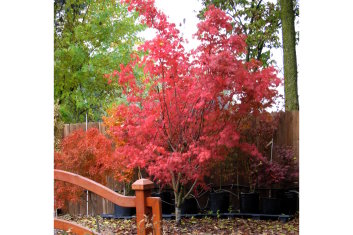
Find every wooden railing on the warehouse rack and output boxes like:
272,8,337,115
54,169,162,235
54,218,98,235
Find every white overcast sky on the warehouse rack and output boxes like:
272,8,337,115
139,0,203,52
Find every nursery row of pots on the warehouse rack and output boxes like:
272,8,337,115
240,191,298,215
113,190,298,217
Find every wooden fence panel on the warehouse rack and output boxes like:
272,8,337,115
65,179,118,216
273,111,299,163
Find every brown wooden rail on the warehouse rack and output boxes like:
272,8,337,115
54,218,98,235
54,169,162,235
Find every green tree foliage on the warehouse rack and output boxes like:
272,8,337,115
54,0,145,122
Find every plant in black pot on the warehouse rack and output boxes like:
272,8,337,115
209,190,230,214
110,154,138,218
151,188,175,215
236,113,282,214
258,160,285,215
283,190,298,215
275,146,299,215
239,155,261,214
113,181,136,217
209,161,231,214
181,195,199,214
257,146,296,215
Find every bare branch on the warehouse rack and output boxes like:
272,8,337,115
182,179,198,202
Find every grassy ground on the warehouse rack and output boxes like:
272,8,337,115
57,214,299,234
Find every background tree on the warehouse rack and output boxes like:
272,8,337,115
200,0,300,110
54,0,145,123
279,0,299,110
54,101,64,151
199,0,282,67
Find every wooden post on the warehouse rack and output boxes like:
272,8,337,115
132,179,155,235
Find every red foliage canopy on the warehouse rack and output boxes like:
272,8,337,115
105,1,281,201
257,146,298,188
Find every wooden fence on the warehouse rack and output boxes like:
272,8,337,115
62,121,107,138
58,111,299,216
274,111,299,163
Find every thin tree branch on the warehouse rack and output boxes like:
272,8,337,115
182,179,198,202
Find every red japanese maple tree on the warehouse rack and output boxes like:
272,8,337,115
54,128,113,209
105,0,281,223
257,146,298,192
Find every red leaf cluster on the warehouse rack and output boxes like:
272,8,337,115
238,114,298,190
54,128,113,209
256,146,298,188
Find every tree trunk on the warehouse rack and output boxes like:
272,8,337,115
171,175,197,225
174,189,183,226
279,0,299,111
175,207,182,225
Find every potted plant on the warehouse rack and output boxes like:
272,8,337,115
111,153,137,217
208,161,230,214
275,146,299,215
113,181,136,217
258,146,295,215
282,190,299,215
258,160,284,215
239,155,261,213
181,195,199,215
209,190,230,214
151,187,174,215
234,112,281,214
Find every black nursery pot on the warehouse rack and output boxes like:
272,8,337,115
151,191,174,214
209,191,230,213
240,192,259,213
181,197,198,214
261,197,281,215
56,208,63,215
114,204,136,217
282,191,299,215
